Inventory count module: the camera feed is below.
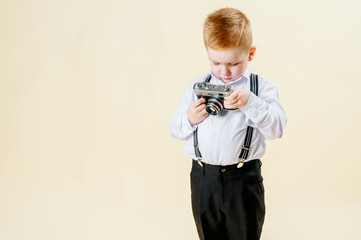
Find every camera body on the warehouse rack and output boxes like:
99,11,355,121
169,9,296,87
193,82,232,115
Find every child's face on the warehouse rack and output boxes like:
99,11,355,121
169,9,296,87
207,46,255,84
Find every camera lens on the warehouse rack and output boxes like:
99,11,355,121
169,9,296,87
206,98,223,115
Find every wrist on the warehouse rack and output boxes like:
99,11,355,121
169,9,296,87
188,117,196,126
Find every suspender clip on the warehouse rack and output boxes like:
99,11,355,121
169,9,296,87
237,159,245,168
241,145,250,151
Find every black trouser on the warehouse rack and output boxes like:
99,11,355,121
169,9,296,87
190,159,265,240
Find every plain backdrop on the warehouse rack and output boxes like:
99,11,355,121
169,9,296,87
1,0,361,239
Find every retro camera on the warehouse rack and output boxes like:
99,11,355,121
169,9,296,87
193,82,233,115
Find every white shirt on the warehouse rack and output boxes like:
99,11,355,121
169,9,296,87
168,68,287,166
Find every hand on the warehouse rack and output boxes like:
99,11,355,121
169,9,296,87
187,98,209,126
224,88,250,109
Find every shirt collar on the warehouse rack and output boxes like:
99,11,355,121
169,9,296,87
209,68,251,85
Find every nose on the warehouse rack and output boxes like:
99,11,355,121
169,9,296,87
221,65,231,76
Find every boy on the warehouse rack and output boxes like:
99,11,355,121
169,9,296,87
168,8,286,240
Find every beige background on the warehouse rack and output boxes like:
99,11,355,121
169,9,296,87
1,0,361,239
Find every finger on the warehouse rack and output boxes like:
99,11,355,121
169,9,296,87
225,91,237,100
192,98,206,107
224,98,239,108
195,103,206,112
224,103,237,110
224,102,234,109
200,108,208,116
225,98,238,106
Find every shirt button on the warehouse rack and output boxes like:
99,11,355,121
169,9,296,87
221,168,226,173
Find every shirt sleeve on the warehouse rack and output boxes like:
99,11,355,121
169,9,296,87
168,79,199,141
239,76,287,140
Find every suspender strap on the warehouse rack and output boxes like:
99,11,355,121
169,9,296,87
239,73,259,161
194,127,202,159
204,74,211,83
193,74,211,160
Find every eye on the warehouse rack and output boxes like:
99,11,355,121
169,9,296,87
231,62,240,66
213,62,220,66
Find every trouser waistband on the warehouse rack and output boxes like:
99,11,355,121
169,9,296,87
192,159,261,175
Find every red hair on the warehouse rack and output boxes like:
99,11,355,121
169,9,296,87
203,8,253,51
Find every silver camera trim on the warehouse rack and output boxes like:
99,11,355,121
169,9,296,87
193,82,232,115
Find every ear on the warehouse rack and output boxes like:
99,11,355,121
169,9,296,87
248,45,256,61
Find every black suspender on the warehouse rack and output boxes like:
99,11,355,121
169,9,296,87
193,73,259,164
193,74,211,160
239,73,259,162
193,127,202,159
203,74,212,84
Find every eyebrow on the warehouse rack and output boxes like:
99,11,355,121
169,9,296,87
209,58,241,64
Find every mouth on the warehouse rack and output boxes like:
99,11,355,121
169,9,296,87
221,77,233,82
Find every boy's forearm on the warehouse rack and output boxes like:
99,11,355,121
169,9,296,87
168,80,199,140
240,92,287,140
168,110,196,140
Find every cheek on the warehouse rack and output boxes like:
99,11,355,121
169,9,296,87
211,65,220,74
233,65,245,75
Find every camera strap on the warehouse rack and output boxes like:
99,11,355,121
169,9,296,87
193,73,258,166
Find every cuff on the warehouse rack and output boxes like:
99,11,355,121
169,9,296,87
183,114,198,132
239,92,266,120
